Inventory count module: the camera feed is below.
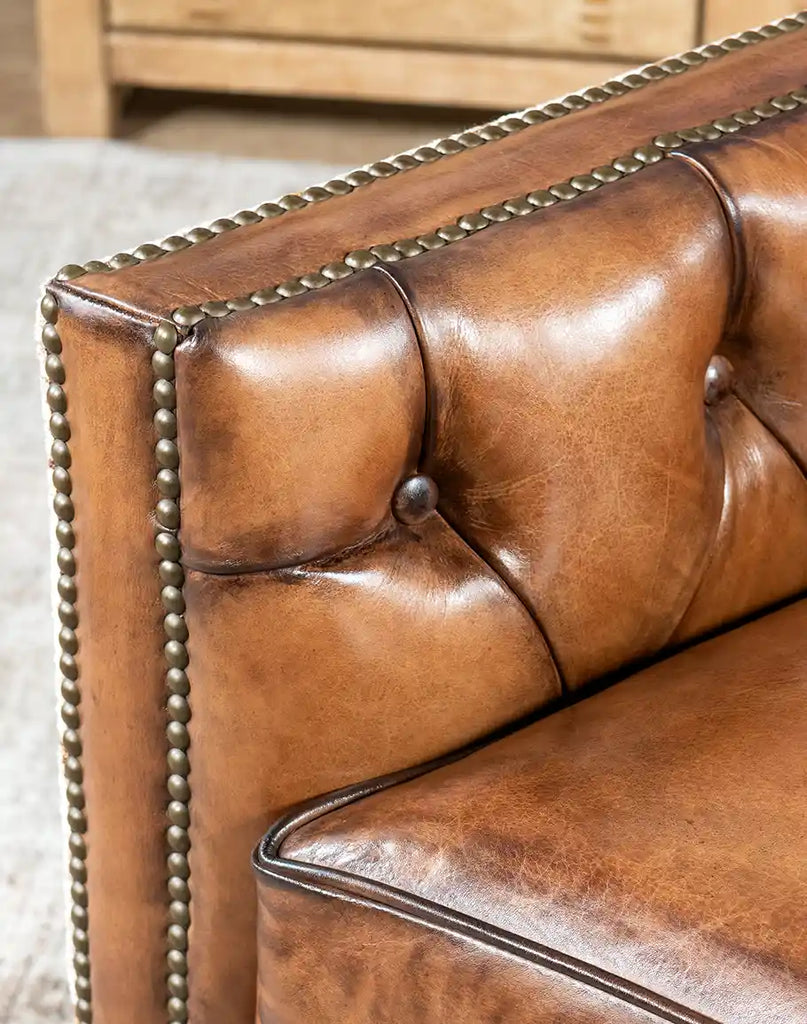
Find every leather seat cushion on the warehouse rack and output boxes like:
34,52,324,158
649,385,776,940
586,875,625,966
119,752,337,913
266,599,807,1024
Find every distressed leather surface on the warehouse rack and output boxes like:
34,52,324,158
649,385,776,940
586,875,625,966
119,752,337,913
44,19,807,1024
264,599,807,1024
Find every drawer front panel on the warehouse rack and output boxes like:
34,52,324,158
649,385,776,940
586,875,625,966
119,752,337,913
108,0,698,59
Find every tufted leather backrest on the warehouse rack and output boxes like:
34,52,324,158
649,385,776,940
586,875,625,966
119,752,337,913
177,111,807,694
169,85,807,1024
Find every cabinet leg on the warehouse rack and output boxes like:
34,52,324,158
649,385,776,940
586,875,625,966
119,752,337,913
37,0,113,136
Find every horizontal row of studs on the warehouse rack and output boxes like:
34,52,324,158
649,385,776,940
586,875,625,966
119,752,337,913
169,87,807,327
41,293,93,1024
53,12,807,286
151,320,194,1024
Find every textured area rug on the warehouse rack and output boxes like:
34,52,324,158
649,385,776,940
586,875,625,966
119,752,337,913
0,140,341,1023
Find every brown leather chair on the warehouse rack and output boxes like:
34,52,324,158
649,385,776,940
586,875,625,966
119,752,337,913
41,13,807,1024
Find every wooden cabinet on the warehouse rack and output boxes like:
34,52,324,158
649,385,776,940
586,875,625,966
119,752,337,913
107,0,697,59
38,0,799,136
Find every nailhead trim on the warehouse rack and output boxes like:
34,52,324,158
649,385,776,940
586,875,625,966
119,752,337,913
41,292,93,1024
149,320,194,1024
54,12,806,286
169,86,807,330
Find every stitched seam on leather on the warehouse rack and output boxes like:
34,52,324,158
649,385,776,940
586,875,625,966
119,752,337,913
374,263,566,695
50,14,807,288
255,859,719,1024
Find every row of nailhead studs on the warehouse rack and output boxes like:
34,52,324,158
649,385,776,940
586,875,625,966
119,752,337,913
150,321,193,1024
53,12,807,286
167,88,807,329
41,292,93,1024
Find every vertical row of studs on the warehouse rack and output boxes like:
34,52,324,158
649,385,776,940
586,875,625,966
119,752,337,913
41,291,93,1024
151,321,192,1024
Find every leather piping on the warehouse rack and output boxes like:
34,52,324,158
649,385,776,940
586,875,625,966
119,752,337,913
254,753,716,1024
256,861,717,1024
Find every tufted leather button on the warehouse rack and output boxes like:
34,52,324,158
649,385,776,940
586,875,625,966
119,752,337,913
392,474,439,525
704,355,734,405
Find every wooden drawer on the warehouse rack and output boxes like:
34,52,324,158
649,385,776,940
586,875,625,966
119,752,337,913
108,0,698,59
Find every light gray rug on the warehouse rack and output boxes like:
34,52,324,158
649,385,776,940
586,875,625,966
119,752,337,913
0,140,341,1024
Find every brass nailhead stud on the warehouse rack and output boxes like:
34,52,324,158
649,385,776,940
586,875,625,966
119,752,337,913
255,203,284,219
345,250,378,269
133,243,166,261
771,94,799,111
172,306,205,327
168,776,191,802
154,322,179,354
57,264,86,281
324,179,352,195
457,213,489,232
160,563,185,588
165,745,189,774
521,109,550,124
321,261,353,280
278,194,307,211
392,474,439,525
49,411,71,440
154,409,178,439
391,153,422,170
41,293,58,323
162,235,193,251
167,950,188,974
199,300,230,318
502,197,534,216
233,209,263,224
276,279,308,298
51,441,70,468
477,122,513,139
436,224,467,241
569,174,601,192
526,190,558,208
435,138,465,155
167,853,190,879
549,182,579,201
209,218,238,233
42,324,62,353
167,668,189,695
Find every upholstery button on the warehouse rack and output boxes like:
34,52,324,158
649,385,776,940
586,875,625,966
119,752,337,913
704,355,734,405
392,474,439,525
